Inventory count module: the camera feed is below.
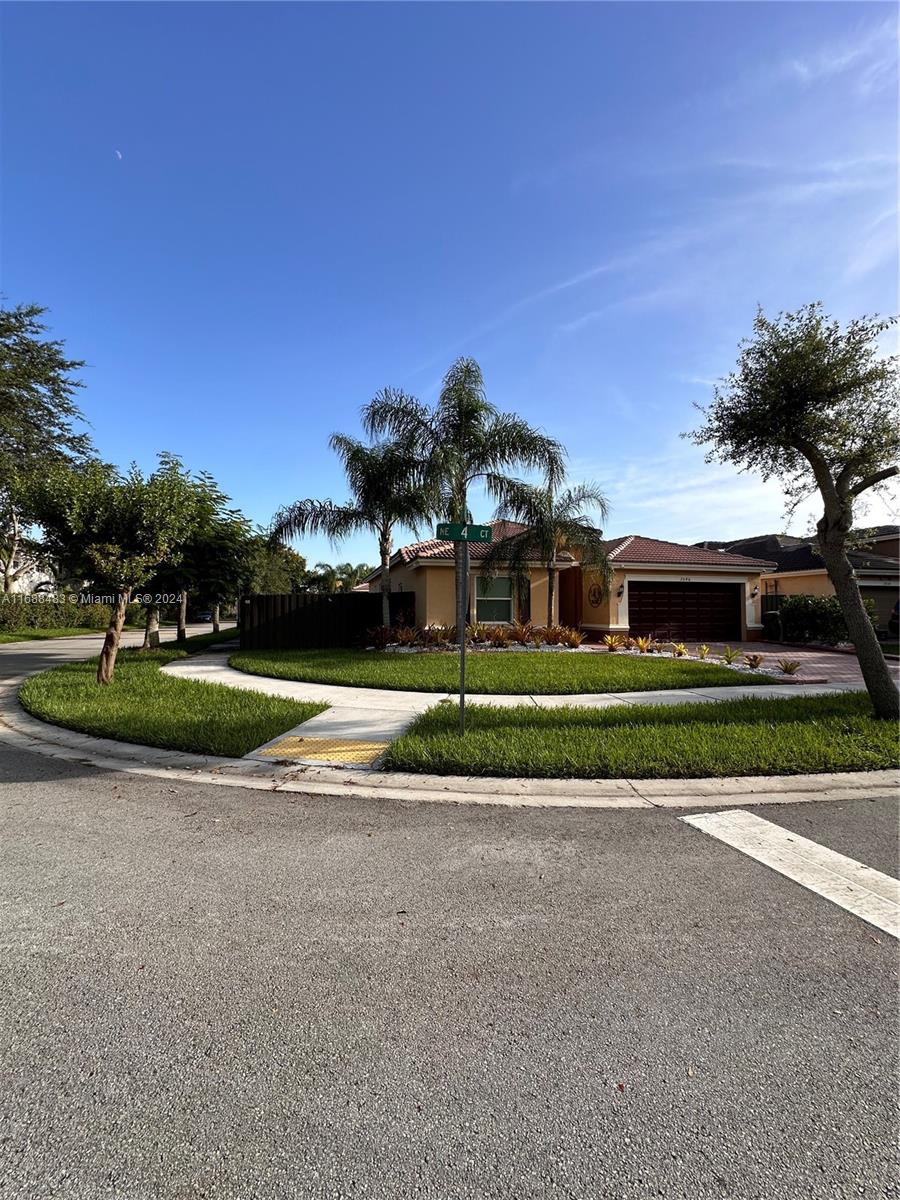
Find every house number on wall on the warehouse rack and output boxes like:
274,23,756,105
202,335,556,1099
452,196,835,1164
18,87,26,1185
679,577,693,582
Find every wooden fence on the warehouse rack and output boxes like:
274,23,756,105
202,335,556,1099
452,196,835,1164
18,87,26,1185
239,591,416,651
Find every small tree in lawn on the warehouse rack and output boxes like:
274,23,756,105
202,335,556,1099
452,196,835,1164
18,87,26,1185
482,478,612,627
688,303,899,719
271,433,434,628
30,454,199,683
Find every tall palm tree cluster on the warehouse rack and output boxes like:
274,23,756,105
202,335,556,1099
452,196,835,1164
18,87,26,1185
271,357,611,630
304,561,374,594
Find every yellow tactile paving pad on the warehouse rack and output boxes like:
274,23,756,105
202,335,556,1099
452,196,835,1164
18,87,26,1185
257,736,390,764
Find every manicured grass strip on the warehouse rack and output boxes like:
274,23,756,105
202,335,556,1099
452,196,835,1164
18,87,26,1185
19,648,326,758
385,692,898,779
230,648,775,695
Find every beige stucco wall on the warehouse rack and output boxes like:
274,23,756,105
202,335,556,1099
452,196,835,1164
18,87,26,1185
371,563,564,626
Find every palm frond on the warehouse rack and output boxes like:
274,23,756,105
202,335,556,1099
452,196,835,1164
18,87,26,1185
269,500,366,546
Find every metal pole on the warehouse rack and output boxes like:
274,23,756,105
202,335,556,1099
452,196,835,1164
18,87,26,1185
459,538,469,735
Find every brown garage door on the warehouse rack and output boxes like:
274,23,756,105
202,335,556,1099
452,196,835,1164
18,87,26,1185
628,582,742,642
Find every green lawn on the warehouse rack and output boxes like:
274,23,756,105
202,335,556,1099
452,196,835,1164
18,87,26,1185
385,692,898,779
230,648,776,695
19,647,325,758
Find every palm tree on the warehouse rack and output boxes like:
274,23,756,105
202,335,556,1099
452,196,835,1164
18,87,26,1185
335,561,374,591
271,431,433,627
363,358,565,639
482,479,612,627
311,562,340,593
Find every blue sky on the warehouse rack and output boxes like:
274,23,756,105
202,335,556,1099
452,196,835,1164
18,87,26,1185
2,2,897,568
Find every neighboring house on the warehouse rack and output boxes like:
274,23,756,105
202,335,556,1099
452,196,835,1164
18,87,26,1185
697,532,900,630
364,522,774,641
854,524,900,562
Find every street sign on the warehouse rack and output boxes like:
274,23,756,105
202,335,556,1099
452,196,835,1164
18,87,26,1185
436,522,493,543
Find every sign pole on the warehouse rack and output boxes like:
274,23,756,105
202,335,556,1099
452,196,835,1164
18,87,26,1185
459,538,469,735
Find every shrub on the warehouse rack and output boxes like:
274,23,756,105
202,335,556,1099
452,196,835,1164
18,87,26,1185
487,625,511,647
507,619,535,645
744,653,765,669
394,625,418,647
421,623,452,647
697,644,710,660
366,625,393,650
671,642,688,658
720,645,740,664
633,635,652,653
0,595,144,632
772,593,877,645
777,658,802,675
602,634,625,651
560,626,585,648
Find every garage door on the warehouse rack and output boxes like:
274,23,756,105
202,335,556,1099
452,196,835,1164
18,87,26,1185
628,582,742,642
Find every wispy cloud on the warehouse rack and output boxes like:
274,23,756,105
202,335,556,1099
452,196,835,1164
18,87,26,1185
845,207,899,282
557,285,687,336
782,16,897,95
570,447,899,544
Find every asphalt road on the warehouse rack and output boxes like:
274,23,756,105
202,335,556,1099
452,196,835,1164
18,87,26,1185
1,629,897,1198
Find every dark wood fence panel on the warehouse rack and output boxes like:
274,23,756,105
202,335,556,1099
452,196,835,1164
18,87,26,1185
239,592,416,651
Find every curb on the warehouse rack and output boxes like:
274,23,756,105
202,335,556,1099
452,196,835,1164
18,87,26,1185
2,678,897,810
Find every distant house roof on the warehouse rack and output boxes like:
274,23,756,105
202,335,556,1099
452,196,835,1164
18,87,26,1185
857,524,899,540
606,535,776,569
697,533,899,575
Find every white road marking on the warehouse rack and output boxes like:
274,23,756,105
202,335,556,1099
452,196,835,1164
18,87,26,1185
680,808,900,939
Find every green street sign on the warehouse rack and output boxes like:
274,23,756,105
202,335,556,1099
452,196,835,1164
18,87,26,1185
436,522,493,543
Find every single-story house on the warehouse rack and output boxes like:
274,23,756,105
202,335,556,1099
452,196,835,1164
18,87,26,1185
697,532,900,630
364,523,775,641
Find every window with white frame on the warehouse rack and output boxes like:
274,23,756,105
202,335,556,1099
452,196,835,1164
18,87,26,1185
475,575,513,623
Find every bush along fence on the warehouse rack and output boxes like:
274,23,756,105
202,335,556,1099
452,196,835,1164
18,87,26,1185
239,591,416,650
762,594,877,645
0,595,145,633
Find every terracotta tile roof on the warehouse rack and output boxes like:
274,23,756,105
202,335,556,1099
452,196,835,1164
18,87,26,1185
606,535,776,569
378,521,575,573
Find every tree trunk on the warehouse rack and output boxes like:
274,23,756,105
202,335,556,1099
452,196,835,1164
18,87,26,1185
177,589,188,643
97,590,131,685
818,521,899,720
3,510,20,594
142,604,160,650
546,562,556,628
379,535,392,629
212,603,220,634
